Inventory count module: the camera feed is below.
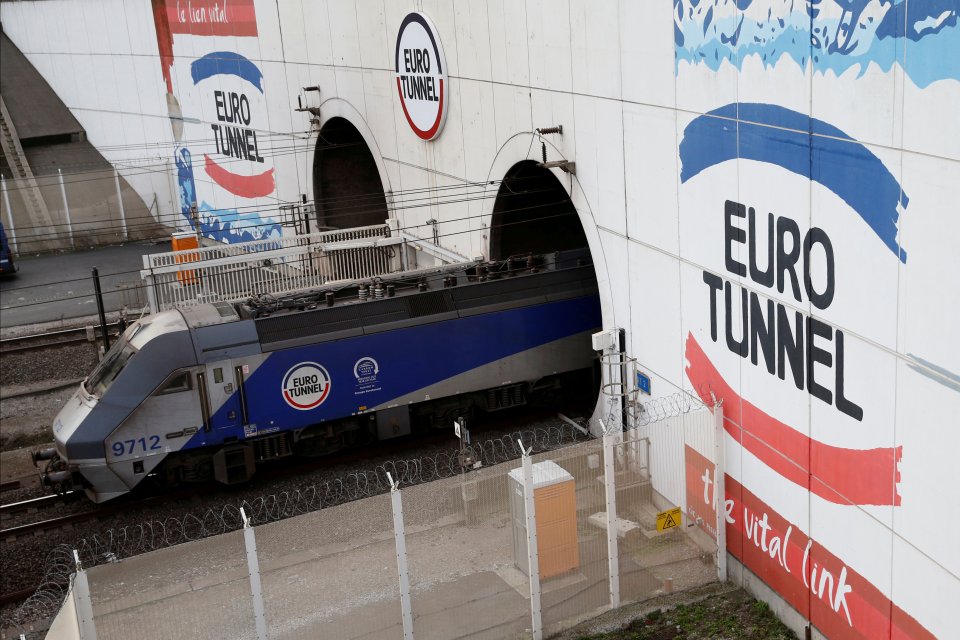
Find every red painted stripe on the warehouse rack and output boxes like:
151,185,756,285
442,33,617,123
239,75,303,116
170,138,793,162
396,78,445,140
165,0,258,36
283,384,329,410
151,0,175,93
283,390,309,409
724,475,935,640
684,332,901,506
203,154,275,198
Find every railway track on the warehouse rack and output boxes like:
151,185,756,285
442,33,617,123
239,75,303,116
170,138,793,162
2,425,541,538
0,492,79,516
0,323,120,356
0,492,87,541
0,410,590,614
0,408,586,541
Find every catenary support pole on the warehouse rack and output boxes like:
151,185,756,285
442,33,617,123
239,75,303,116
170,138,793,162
241,508,268,640
92,267,110,352
520,441,543,640
113,166,128,240
58,168,74,249
388,472,415,639
1,176,17,255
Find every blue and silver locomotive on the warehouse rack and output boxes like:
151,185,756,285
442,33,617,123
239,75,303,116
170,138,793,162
37,252,601,502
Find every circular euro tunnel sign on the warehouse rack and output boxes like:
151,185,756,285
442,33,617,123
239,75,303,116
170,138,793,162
282,362,332,410
395,12,448,140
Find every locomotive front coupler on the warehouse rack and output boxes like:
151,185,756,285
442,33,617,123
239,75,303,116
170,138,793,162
38,453,75,493
31,447,57,466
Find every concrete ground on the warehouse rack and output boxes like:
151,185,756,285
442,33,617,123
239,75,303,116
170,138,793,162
64,464,718,640
0,242,165,327
78,519,716,640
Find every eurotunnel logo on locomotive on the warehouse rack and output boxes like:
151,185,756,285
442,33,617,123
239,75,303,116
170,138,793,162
281,363,332,411
395,12,448,141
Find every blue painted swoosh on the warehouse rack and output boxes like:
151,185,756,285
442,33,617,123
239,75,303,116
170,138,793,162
679,103,907,263
191,51,263,93
673,0,959,87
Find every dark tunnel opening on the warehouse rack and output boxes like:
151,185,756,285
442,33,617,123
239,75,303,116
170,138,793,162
488,160,599,415
312,118,388,230
488,160,588,261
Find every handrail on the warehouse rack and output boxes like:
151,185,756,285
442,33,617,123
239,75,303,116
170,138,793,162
142,224,390,270
198,372,211,432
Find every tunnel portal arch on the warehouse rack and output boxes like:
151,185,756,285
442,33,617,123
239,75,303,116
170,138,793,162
487,158,601,420
312,117,388,230
488,160,588,260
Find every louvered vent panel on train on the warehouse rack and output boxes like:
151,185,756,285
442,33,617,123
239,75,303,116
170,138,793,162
255,305,363,344
406,290,453,317
450,268,591,311
254,262,597,349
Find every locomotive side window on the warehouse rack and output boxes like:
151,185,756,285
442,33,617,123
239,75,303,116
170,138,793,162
156,371,192,395
213,368,224,383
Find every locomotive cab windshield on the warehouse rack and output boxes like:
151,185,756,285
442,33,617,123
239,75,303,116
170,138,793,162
85,337,138,397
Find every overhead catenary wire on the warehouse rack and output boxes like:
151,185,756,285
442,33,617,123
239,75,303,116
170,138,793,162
1,177,511,234
2,175,558,247
0,138,365,194
0,122,421,192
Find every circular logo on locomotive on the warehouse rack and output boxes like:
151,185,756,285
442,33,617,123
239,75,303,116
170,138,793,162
395,12,448,140
281,362,332,410
353,356,379,383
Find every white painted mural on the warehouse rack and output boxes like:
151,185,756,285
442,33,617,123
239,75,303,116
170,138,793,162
2,1,957,637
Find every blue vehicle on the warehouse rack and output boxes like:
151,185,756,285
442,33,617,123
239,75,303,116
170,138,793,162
36,251,602,501
0,221,16,275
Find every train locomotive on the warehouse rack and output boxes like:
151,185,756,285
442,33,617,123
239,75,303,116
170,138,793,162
36,251,601,502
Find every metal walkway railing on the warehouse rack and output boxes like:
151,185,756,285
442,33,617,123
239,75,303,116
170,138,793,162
140,222,471,313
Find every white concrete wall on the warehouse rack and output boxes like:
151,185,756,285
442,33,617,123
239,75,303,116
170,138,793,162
3,1,958,638
2,0,180,231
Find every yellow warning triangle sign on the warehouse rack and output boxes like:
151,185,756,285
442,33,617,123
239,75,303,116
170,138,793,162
656,506,682,532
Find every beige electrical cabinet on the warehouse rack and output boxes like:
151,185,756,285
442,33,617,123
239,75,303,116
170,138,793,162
509,460,579,580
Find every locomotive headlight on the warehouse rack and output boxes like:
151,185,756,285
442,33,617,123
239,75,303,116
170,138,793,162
51,383,96,458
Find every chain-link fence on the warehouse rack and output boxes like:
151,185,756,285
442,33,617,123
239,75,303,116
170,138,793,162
30,399,725,640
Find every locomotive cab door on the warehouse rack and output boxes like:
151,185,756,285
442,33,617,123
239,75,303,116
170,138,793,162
200,361,257,485
201,363,245,437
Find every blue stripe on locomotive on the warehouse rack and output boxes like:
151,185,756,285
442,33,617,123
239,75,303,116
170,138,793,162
186,294,600,448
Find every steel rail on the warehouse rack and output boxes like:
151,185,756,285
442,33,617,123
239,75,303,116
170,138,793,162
0,323,120,355
0,492,79,516
0,324,113,343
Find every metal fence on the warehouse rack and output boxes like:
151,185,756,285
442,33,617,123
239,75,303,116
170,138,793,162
139,222,473,313
41,403,725,640
0,155,172,255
